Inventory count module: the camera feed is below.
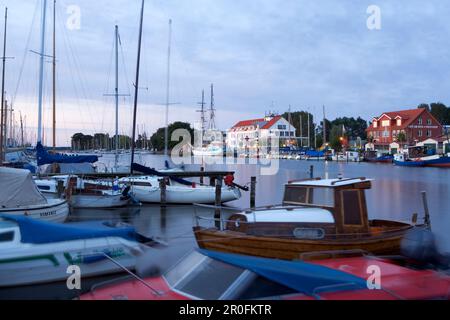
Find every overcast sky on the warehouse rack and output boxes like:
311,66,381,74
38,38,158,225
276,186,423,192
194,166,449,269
1,0,450,146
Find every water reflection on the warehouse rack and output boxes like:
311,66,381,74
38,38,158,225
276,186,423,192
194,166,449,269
2,154,449,299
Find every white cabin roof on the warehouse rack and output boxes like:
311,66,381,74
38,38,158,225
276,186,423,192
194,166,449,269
243,208,335,224
289,178,372,188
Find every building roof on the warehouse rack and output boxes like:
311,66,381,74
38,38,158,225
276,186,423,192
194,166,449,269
367,108,426,130
231,115,283,131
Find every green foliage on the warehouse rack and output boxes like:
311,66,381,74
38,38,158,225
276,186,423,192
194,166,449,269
281,111,314,147
397,131,407,143
418,102,450,125
329,125,344,151
150,122,194,151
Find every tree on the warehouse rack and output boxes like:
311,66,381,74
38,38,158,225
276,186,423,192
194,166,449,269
418,103,431,111
329,125,346,151
397,131,407,143
329,117,368,140
150,122,194,151
281,110,314,147
430,102,450,125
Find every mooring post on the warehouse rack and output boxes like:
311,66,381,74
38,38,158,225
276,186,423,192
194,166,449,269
200,166,204,185
250,176,256,209
309,165,314,179
421,191,431,229
214,177,222,229
160,178,167,207
57,180,64,198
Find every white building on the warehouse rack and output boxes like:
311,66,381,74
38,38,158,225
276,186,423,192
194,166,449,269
226,115,296,155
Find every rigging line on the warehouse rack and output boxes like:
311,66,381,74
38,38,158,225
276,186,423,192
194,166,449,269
56,20,86,133
12,0,40,106
118,31,132,98
57,2,97,133
100,30,117,133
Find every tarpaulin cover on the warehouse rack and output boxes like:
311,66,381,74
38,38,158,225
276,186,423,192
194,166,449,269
36,142,98,166
0,167,47,208
0,214,138,244
199,249,367,296
132,163,192,186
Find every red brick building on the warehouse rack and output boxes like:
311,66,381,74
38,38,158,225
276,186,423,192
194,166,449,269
366,108,443,149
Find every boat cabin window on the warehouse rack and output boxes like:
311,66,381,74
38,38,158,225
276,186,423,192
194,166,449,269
38,185,51,191
165,251,245,300
284,186,334,207
0,231,14,242
341,190,363,226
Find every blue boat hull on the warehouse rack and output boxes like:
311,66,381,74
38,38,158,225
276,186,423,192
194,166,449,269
394,160,425,167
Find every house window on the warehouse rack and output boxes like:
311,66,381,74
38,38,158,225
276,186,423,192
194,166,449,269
427,119,432,125
381,120,390,127
396,119,402,126
373,121,378,128
280,131,285,137
278,125,286,130
383,130,390,137
418,117,423,125
418,130,423,137
427,130,432,137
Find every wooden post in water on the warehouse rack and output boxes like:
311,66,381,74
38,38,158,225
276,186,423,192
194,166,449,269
200,166,204,185
214,177,222,229
309,165,314,179
56,180,64,198
250,176,256,209
421,191,431,229
160,178,167,207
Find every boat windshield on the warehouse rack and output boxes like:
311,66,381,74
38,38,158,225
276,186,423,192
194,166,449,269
164,251,297,300
284,186,334,207
165,251,245,299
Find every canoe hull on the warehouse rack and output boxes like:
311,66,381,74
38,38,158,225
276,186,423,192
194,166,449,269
193,227,411,260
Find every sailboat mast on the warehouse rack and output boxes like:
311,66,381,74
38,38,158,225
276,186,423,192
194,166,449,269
37,0,47,144
52,0,56,150
114,25,119,169
307,112,310,148
209,83,216,130
164,19,172,157
0,7,7,164
323,105,326,145
130,0,145,172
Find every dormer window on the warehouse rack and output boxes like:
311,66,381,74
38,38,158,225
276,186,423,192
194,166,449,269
373,121,378,128
381,120,390,127
396,118,402,126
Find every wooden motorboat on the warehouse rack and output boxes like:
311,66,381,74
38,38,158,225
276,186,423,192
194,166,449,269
194,177,418,260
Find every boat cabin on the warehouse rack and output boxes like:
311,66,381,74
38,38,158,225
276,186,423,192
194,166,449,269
282,178,372,235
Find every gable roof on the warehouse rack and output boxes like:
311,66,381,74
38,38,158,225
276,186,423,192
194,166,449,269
368,108,427,130
231,115,283,130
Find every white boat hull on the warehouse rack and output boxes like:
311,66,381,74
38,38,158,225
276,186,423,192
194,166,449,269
0,199,69,223
0,238,141,287
70,194,130,209
131,185,241,204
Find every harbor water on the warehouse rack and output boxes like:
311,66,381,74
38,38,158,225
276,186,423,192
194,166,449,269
1,153,449,299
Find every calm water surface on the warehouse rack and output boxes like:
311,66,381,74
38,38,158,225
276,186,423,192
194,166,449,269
1,154,449,299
